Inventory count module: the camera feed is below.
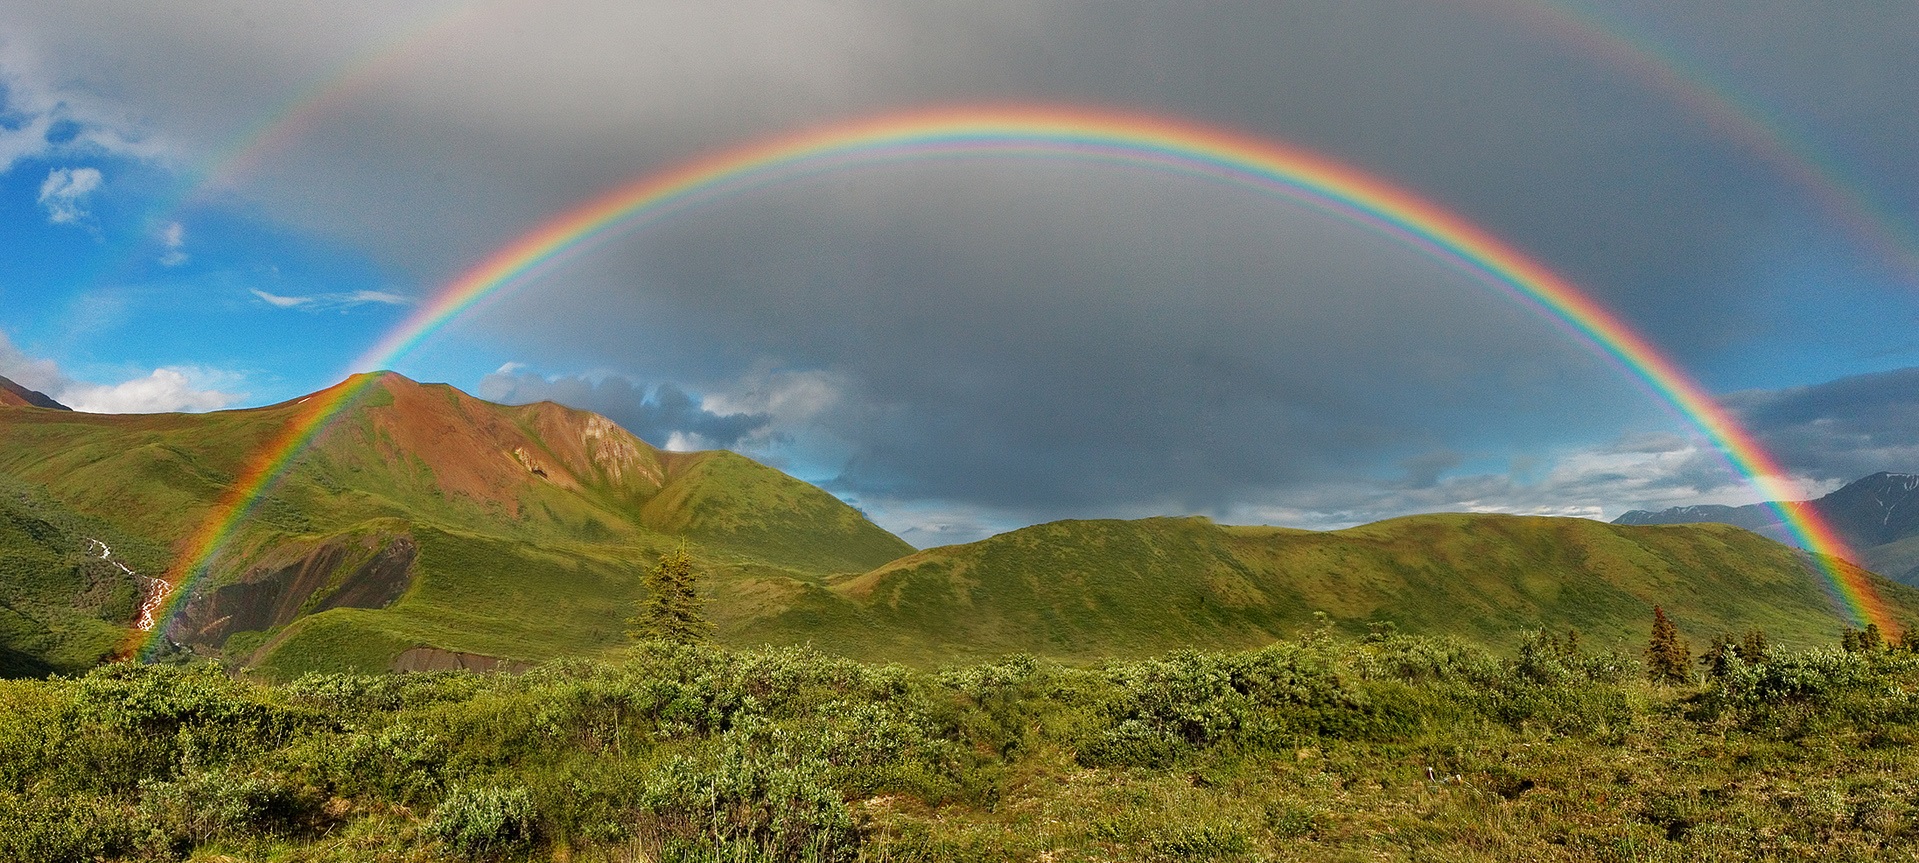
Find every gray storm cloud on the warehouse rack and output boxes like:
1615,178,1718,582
465,163,1657,514
4,1,1914,533
1727,368,1919,483
8,0,1910,328
477,369,771,450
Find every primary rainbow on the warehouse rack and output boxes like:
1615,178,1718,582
139,104,1894,654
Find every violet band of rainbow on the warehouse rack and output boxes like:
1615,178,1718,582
137,105,1892,656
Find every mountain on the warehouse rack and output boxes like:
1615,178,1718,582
2,371,1912,678
1615,472,1919,582
748,513,1915,664
0,372,912,678
0,374,70,410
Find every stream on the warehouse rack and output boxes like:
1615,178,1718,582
86,538,172,632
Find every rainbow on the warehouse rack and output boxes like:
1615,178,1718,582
85,2,489,290
1499,0,1919,281
139,105,1894,655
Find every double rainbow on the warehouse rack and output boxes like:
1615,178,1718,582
139,105,1892,654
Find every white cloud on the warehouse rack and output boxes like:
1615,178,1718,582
250,289,310,308
1214,434,1819,533
37,166,102,223
845,496,1029,549
700,368,846,429
339,290,409,306
57,368,239,414
0,331,241,414
477,365,773,449
158,221,187,266
0,44,170,175
0,331,65,393
249,288,409,310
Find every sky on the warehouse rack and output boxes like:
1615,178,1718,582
1,1,1917,546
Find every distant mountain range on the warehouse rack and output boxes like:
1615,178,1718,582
1615,472,1919,583
0,376,68,410
2,371,1913,678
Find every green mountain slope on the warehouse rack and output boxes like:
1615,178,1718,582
770,514,1919,664
0,473,163,675
0,373,912,677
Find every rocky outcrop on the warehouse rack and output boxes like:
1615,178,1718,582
390,646,530,674
168,534,416,648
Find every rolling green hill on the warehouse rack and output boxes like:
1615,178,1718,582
776,513,1919,664
2,371,1913,679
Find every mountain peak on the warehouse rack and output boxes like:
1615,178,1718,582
1612,470,1919,581
0,375,71,411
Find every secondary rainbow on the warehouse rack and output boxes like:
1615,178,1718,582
138,105,1893,654
1498,0,1919,281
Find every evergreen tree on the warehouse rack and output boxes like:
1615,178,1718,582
1843,623,1886,653
1737,628,1769,664
1700,634,1737,679
1645,606,1690,684
629,544,712,644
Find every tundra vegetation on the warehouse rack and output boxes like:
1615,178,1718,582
4,623,1919,862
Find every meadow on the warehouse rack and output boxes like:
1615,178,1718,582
5,625,1918,862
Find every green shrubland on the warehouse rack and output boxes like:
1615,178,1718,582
5,629,1919,861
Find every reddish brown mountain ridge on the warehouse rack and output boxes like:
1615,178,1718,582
299,371,689,515
0,371,914,675
0,374,70,410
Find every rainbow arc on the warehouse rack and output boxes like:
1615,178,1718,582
138,105,1893,655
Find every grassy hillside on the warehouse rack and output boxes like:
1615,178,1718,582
1616,473,1919,584
0,374,912,677
792,514,1919,664
0,473,163,675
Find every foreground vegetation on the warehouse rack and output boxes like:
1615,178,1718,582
6,627,1919,862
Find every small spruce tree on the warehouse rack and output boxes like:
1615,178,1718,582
1700,634,1738,679
1737,628,1769,664
1645,606,1691,685
1843,623,1885,653
629,544,712,644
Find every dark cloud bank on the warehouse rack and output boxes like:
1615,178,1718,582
1730,368,1919,484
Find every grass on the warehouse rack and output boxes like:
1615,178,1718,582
7,631,1919,861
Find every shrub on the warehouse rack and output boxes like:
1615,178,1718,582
639,735,861,863
139,767,324,848
427,784,539,859
0,791,146,863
